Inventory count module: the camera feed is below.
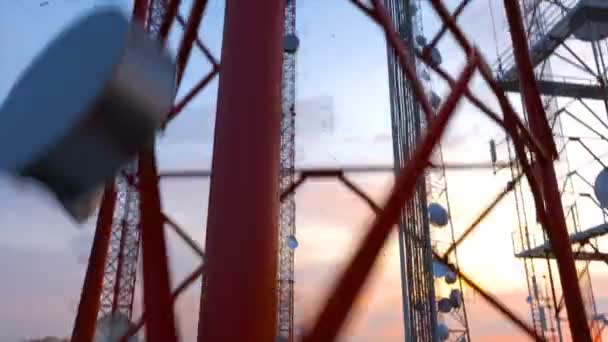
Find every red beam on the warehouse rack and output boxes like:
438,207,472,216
303,52,478,342
503,1,592,340
133,0,179,340
71,184,117,342
157,0,180,43
133,0,149,25
167,70,218,122
175,0,210,85
119,263,205,342
138,149,179,341
197,0,285,340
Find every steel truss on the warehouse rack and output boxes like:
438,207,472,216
428,145,472,342
65,0,596,341
278,0,297,340
384,0,437,340
494,0,608,339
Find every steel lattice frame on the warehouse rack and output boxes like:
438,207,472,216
65,0,598,341
384,0,437,340
496,0,608,339
78,0,164,327
96,0,168,323
503,0,569,338
147,0,166,38
430,146,473,342
529,0,569,338
97,169,141,320
72,0,217,341
278,0,297,340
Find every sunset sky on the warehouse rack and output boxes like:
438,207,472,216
1,0,608,341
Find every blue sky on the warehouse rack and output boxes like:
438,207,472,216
3,0,608,341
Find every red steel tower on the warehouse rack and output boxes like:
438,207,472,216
58,0,597,341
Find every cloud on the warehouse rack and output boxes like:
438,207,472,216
296,96,336,137
0,243,85,341
157,95,352,167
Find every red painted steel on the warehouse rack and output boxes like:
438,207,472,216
175,12,219,68
438,255,541,340
503,1,593,340
131,4,183,338
442,173,522,258
137,149,179,341
426,0,470,53
165,1,219,125
426,0,550,161
196,0,285,341
174,0,209,86
303,53,479,342
132,0,149,25
120,263,205,342
71,184,117,342
157,0,179,42
168,70,218,122
56,0,597,340
71,2,151,340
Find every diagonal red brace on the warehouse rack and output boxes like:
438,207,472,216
503,1,592,340
303,52,479,342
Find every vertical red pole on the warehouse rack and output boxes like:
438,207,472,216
132,0,179,340
133,0,149,26
71,184,117,342
137,150,179,342
503,1,592,340
197,1,285,341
